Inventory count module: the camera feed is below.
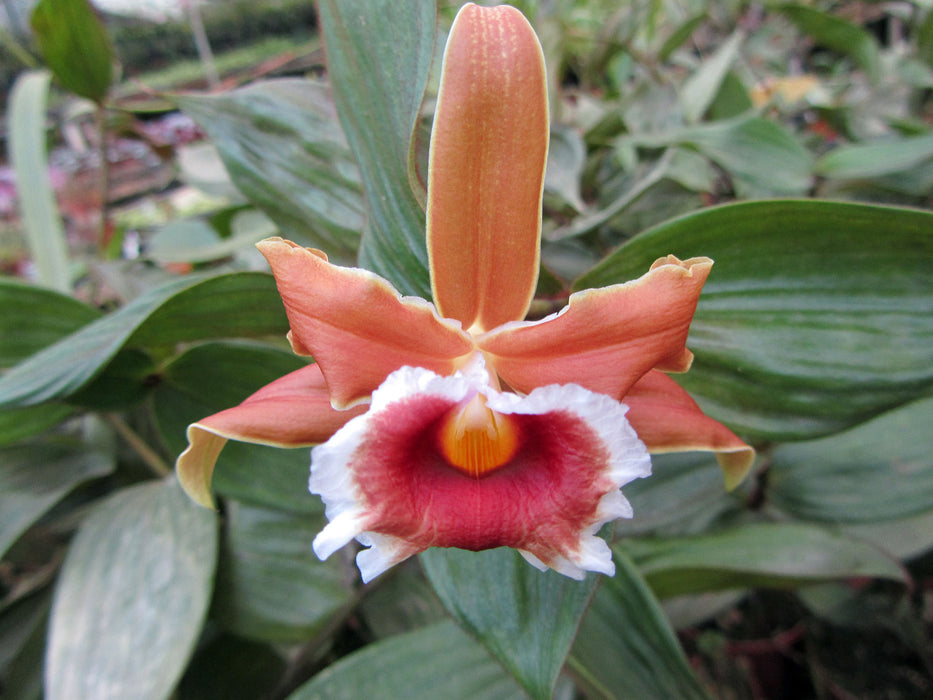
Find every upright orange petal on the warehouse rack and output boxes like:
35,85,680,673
479,256,712,399
427,2,548,333
258,238,475,408
624,370,756,490
176,364,366,509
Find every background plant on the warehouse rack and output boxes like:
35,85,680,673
1,0,931,698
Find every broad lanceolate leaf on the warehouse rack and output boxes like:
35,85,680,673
30,0,114,102
211,501,352,643
777,3,881,83
679,31,744,124
421,548,597,700
46,479,217,700
625,116,813,197
287,621,528,700
147,209,278,265
769,395,933,524
622,522,907,599
544,126,587,212
0,589,50,698
0,272,287,408
176,80,364,263
568,550,712,700
815,131,933,179
318,0,435,296
357,561,448,639
577,200,933,441
0,278,101,368
0,404,74,447
659,14,706,62
176,634,286,700
66,348,157,411
842,510,933,561
614,451,741,538
7,70,70,293
0,437,114,558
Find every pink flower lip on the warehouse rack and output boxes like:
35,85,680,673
310,358,652,582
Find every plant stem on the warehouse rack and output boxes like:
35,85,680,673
0,22,38,69
104,414,171,478
186,0,220,89
95,102,110,253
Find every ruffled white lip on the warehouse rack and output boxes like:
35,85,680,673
309,354,651,582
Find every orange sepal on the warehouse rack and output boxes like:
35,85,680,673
478,256,713,399
625,370,756,489
175,364,366,508
426,2,548,333
257,238,475,408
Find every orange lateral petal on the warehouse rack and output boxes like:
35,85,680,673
426,2,548,333
257,238,475,408
176,364,366,508
479,256,713,399
625,370,756,490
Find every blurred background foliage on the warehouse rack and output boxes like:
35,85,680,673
0,0,932,698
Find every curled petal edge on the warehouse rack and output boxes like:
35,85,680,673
257,238,475,408
175,364,365,509
478,256,713,398
625,370,756,490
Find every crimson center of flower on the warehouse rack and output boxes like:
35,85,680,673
437,393,520,478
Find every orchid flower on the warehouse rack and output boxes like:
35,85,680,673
176,3,754,582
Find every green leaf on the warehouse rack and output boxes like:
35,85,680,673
0,437,114,558
318,0,435,296
211,501,352,643
0,590,51,681
66,348,156,410
30,0,114,102
769,396,933,523
665,148,719,193
568,550,712,700
357,561,448,639
544,126,587,212
421,548,597,700
658,13,705,62
151,341,315,514
146,211,277,265
0,404,75,447
919,9,933,68
127,274,287,346
2,596,46,700
176,634,286,700
815,131,933,179
626,116,813,196
549,150,674,240
576,200,933,441
777,3,881,83
176,80,363,262
0,278,101,368
6,71,70,293
0,272,287,408
680,31,744,124
622,522,907,598
707,71,754,121
615,452,740,537
287,620,528,700
840,510,933,561
46,479,217,700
